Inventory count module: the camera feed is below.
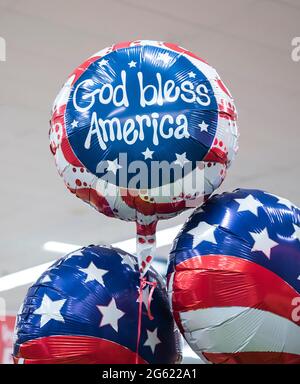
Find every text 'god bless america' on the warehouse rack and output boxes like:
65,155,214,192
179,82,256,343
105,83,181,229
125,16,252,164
72,69,212,150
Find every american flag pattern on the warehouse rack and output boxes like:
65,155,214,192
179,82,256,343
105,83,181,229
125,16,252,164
167,189,300,364
49,40,238,275
13,245,181,364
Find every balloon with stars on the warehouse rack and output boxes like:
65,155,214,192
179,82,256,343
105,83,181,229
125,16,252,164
167,188,300,364
13,245,181,364
49,40,238,275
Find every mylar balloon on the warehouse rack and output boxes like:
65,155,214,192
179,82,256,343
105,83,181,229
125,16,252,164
168,189,300,364
13,245,181,364
49,40,238,274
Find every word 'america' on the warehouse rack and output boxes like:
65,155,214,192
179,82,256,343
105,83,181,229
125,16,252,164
73,70,211,150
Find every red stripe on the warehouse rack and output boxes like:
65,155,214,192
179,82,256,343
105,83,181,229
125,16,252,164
121,192,186,216
136,221,157,237
203,146,228,164
51,53,102,168
171,255,300,325
68,55,102,84
68,186,115,217
14,335,147,364
163,42,207,63
216,79,232,98
51,105,83,167
203,351,300,364
112,41,132,50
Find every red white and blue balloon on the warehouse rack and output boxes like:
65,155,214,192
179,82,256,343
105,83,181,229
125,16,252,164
167,189,300,364
49,40,238,274
13,245,181,364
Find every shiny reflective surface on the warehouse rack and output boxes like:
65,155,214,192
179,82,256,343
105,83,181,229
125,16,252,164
14,245,181,364
49,40,238,274
168,189,300,364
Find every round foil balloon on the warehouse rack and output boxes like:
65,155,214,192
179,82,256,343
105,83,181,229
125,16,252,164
13,245,181,364
168,189,300,364
49,40,238,274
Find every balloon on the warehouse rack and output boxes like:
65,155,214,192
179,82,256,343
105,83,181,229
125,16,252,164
167,189,300,364
49,40,238,274
13,245,181,364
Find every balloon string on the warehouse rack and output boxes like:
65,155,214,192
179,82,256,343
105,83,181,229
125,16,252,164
135,276,157,364
136,219,157,276
147,280,157,320
135,278,144,364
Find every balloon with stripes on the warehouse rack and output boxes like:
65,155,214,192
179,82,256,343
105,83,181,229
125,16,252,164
49,40,238,276
167,189,300,364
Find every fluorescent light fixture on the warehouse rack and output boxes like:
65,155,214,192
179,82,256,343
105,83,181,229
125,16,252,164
44,224,182,254
0,262,53,293
156,224,182,248
0,225,182,292
43,241,82,254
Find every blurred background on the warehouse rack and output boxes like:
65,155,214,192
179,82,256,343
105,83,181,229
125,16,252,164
0,0,299,363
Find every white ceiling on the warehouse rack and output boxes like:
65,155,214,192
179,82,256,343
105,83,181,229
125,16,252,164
0,0,300,314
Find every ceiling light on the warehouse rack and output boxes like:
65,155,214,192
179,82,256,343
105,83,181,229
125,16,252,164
0,225,182,292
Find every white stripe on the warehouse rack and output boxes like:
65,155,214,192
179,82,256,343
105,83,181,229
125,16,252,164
180,306,300,356
167,272,175,312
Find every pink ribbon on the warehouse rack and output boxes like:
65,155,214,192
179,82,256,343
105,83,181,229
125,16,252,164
135,276,157,364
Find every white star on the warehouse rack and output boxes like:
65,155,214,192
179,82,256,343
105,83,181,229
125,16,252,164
34,294,66,328
72,251,84,256
79,262,109,285
235,195,264,216
71,120,78,128
277,197,294,210
40,275,52,284
97,298,125,332
292,224,300,241
121,254,137,270
198,121,209,132
106,159,122,175
128,60,137,68
17,303,24,316
265,193,294,210
298,275,300,281
157,52,172,64
174,152,189,167
99,58,109,67
188,71,196,78
65,250,84,260
142,147,154,160
188,222,217,248
250,228,278,259
143,328,161,354
136,285,153,308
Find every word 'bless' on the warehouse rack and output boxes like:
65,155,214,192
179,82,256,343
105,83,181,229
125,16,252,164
72,70,212,150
